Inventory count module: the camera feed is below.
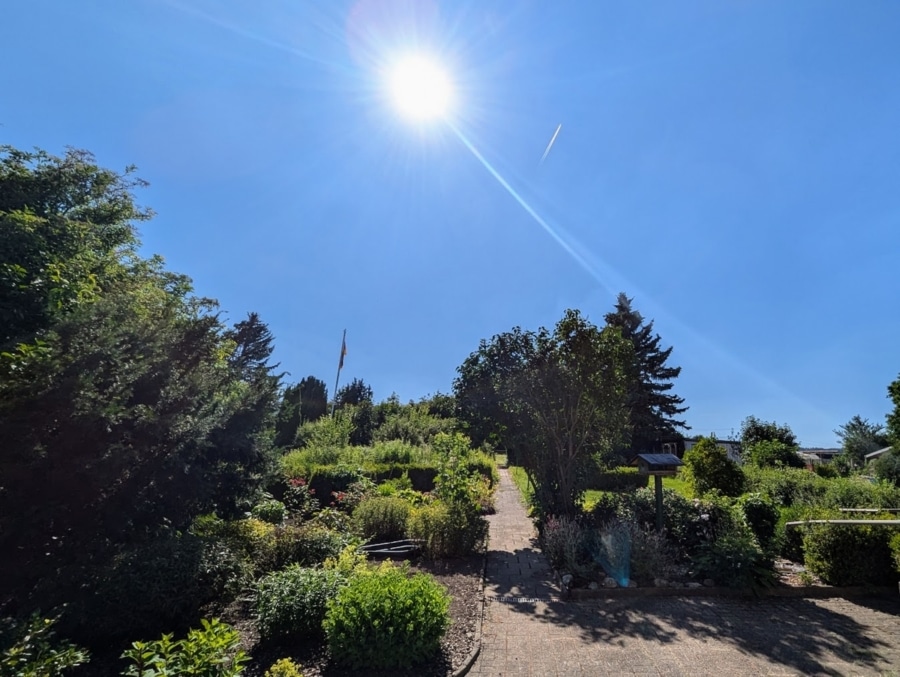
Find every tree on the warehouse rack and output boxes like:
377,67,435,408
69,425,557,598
0,146,280,615
745,440,805,469
682,436,745,497
887,374,900,449
455,309,631,517
274,376,328,448
336,377,373,408
740,415,798,449
603,293,688,456
834,415,889,467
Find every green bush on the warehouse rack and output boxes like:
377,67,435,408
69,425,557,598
683,437,745,497
262,524,357,572
252,498,287,524
323,563,450,669
692,524,772,589
539,514,588,572
627,521,677,584
742,466,824,507
873,450,900,485
802,520,898,586
352,496,412,542
775,505,829,562
586,466,649,492
890,532,900,575
406,501,487,559
737,493,779,550
0,614,89,676
121,618,248,676
256,566,346,640
264,658,304,677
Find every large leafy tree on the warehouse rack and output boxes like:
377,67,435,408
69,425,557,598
740,415,798,448
887,374,900,448
603,293,688,456
835,415,889,466
336,377,374,408
0,146,280,603
455,309,631,517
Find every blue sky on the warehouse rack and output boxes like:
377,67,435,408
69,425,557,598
3,0,899,447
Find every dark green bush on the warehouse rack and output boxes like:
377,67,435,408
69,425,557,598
745,440,805,468
406,501,487,559
323,563,450,669
586,467,649,492
256,566,346,641
692,523,772,589
742,466,824,507
262,524,357,572
737,493,779,550
352,496,412,542
890,532,900,575
121,618,248,676
775,505,829,562
802,520,898,586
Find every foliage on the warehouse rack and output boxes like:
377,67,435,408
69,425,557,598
692,523,773,589
454,309,631,518
603,293,688,456
626,521,677,584
352,496,412,542
802,520,898,586
121,618,248,676
540,515,590,575
585,466,649,492
263,658,304,677
282,478,320,519
330,476,377,513
406,500,487,559
736,493,779,550
323,562,450,669
741,466,823,507
373,403,455,446
293,413,353,452
335,377,373,408
346,399,377,446
274,377,328,448
0,614,90,676
682,437,745,497
256,566,347,641
890,532,900,575
888,373,900,448
835,415,889,467
745,440,804,469
873,450,900,486
251,498,286,525
740,416,798,448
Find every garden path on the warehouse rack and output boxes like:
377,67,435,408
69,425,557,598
468,468,900,676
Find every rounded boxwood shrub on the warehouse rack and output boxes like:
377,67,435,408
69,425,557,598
256,565,346,640
252,498,287,524
323,563,450,669
406,501,487,559
352,496,411,543
802,521,898,586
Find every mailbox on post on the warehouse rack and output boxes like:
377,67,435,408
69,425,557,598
630,453,684,531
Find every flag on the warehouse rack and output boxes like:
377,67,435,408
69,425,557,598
339,334,347,370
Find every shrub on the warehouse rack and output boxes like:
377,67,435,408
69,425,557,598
742,466,823,507
0,614,90,676
683,437,745,497
775,505,829,562
890,532,900,575
873,450,900,485
323,563,450,669
737,493,779,550
256,566,347,640
352,496,411,542
540,515,588,573
802,520,898,586
262,524,357,572
586,466,649,492
121,618,248,676
264,658,304,677
282,478,319,519
692,522,772,589
627,521,677,584
252,498,287,524
463,451,500,488
406,501,487,559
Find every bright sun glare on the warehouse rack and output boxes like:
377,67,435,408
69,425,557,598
387,54,454,121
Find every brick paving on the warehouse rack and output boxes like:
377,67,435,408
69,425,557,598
469,469,900,676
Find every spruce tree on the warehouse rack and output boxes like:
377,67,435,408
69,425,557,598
604,293,688,455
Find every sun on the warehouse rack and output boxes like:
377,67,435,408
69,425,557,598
386,54,454,121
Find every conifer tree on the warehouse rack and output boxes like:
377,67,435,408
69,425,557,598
604,293,688,455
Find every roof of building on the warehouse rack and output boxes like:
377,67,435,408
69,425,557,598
630,453,683,467
864,446,893,460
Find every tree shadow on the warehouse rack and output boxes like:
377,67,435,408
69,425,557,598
483,548,900,675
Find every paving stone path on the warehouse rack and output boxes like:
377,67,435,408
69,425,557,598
468,468,900,676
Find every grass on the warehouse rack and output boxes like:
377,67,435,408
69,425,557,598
581,474,693,512
508,466,534,507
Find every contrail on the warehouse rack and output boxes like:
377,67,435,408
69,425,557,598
539,124,562,164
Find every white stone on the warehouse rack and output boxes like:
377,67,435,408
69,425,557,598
686,582,702,589
561,573,573,587
602,576,618,588
653,578,669,588
627,580,638,588
588,581,599,590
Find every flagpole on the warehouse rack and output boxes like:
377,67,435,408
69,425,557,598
331,329,346,417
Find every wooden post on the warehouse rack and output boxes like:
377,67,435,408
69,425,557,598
655,474,664,532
